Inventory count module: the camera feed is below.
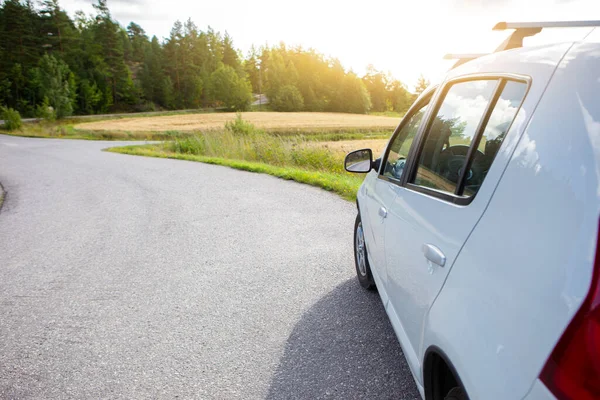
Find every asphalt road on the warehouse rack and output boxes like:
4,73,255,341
0,135,420,399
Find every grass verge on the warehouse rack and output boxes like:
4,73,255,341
0,182,5,211
106,144,364,201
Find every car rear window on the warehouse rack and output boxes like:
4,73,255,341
411,78,527,199
463,81,527,196
413,79,497,194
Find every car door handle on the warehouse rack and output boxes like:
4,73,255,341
378,207,387,218
422,244,446,267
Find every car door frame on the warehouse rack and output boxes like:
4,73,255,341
365,86,438,304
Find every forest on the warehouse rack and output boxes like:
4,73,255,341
0,0,423,119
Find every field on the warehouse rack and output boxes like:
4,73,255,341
74,112,399,133
309,139,389,157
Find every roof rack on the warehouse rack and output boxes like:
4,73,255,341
445,20,600,69
493,20,600,51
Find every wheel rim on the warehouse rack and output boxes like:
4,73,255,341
355,222,367,277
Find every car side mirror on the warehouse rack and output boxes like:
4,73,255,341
344,149,374,173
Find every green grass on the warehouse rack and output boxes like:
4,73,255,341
106,144,363,201
0,182,5,210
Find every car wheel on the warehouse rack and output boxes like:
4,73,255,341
444,387,467,400
354,213,375,290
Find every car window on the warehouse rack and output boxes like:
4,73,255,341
413,80,498,194
464,81,527,196
382,97,430,180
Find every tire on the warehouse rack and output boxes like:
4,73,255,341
354,213,376,290
444,387,467,400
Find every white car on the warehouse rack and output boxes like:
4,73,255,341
344,21,600,400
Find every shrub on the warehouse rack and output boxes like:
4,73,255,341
271,85,304,112
35,97,56,121
169,135,206,154
1,107,22,131
225,113,259,136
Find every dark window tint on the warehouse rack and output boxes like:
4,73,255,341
463,81,527,196
413,80,497,194
382,98,430,180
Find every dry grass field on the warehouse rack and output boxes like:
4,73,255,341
74,112,399,132
309,139,390,156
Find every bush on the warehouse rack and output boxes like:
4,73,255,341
271,85,304,112
225,113,259,136
1,107,22,131
35,97,56,121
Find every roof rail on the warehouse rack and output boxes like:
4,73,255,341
493,21,600,30
443,54,490,60
493,20,600,51
444,53,491,69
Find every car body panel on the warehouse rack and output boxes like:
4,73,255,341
373,42,572,389
523,379,556,400
422,39,600,399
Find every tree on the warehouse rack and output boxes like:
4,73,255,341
39,0,78,58
77,79,102,115
331,73,371,114
271,85,304,112
209,64,252,111
415,74,430,96
37,54,75,118
163,20,184,103
388,79,412,113
92,0,136,106
222,32,241,73
263,47,298,100
244,46,261,93
140,36,170,108
362,65,388,112
126,22,148,63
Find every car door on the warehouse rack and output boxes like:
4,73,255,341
382,76,529,372
361,93,433,292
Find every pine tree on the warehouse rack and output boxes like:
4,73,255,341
222,32,241,73
127,22,147,63
92,0,136,106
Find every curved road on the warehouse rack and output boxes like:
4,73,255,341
0,135,419,399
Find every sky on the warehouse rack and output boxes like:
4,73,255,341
59,0,600,90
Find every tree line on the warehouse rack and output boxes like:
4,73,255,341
0,0,420,119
